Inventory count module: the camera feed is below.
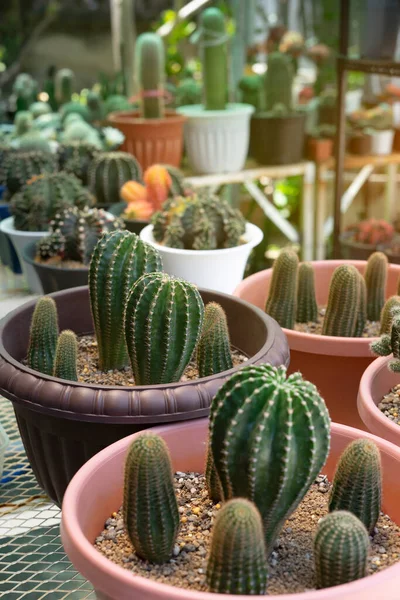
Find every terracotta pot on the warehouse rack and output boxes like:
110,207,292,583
250,113,306,165
348,134,372,156
61,418,400,600
305,137,333,163
393,128,400,152
0,286,289,505
234,260,400,430
107,110,186,171
358,356,400,445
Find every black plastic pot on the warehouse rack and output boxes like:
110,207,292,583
250,112,306,165
124,218,149,235
23,240,89,293
318,104,336,127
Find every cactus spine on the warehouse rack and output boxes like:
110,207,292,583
365,252,388,321
197,303,233,378
210,364,331,551
314,511,369,589
296,262,318,323
125,272,204,384
53,330,78,381
322,265,360,337
27,297,59,375
89,231,162,371
123,433,179,563
88,152,142,206
55,68,75,106
135,33,165,119
380,296,400,334
206,499,268,595
265,52,294,112
354,272,367,337
200,8,228,111
265,249,298,329
371,312,400,372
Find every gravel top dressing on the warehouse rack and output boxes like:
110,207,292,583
379,384,400,425
94,472,400,595
294,306,380,337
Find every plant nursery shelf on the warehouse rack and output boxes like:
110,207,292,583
339,57,400,76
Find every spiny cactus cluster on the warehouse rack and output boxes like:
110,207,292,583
371,308,400,372
196,302,233,378
0,149,56,195
152,192,246,250
135,33,166,119
88,151,142,206
57,141,100,185
347,218,394,245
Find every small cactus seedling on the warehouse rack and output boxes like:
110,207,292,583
364,252,388,321
380,296,400,335
354,272,367,337
27,297,59,375
210,364,331,551
55,68,75,106
197,302,233,378
206,499,268,595
296,262,318,323
125,272,204,384
89,230,162,371
265,52,294,112
205,442,222,502
329,439,382,533
53,330,78,381
200,7,228,111
322,265,360,337
135,33,165,119
371,312,400,372
314,511,370,589
123,433,179,563
265,249,299,329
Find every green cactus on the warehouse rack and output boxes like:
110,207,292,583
29,101,52,119
175,78,202,107
206,499,268,595
296,262,318,323
365,251,388,321
123,432,179,564
329,439,381,533
11,171,95,232
238,74,262,110
13,73,38,111
125,272,204,384
135,33,165,119
55,68,75,106
371,312,400,372
88,151,142,206
380,296,400,334
314,511,369,589
210,364,331,551
265,249,299,329
89,230,162,372
152,192,246,250
86,90,105,123
322,265,360,337
205,442,222,502
104,94,133,115
265,52,294,112
27,297,59,375
197,302,233,378
57,141,100,185
16,133,52,154
200,7,228,111
14,111,33,136
1,150,56,195
354,272,367,337
60,102,91,125
53,330,78,381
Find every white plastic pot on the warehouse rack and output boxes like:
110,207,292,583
370,130,394,155
140,222,263,294
345,89,363,114
176,103,254,174
0,217,48,293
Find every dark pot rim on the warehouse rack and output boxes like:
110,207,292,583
251,111,306,122
0,285,288,424
22,240,89,274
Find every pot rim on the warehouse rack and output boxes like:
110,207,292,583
107,109,187,126
0,216,49,237
176,103,255,119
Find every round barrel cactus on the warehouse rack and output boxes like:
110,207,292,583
88,151,142,206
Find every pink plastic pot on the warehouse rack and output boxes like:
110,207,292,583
234,260,400,430
61,418,400,600
358,356,400,445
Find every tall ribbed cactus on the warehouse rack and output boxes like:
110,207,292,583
296,262,318,323
322,265,360,337
314,511,370,589
55,68,75,106
365,252,388,321
27,297,59,375
53,330,78,381
209,364,331,551
205,442,222,502
197,303,233,378
200,7,228,111
265,52,294,112
135,33,165,119
123,433,179,563
329,439,381,533
125,272,204,384
88,152,142,206
265,249,298,329
371,312,400,372
89,231,162,371
206,499,268,595
380,296,400,334
354,272,367,337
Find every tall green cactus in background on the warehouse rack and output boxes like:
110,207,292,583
322,265,360,337
197,303,233,378
265,249,298,329
53,330,78,381
88,151,142,206
125,272,204,384
135,33,165,119
210,364,331,551
265,52,294,112
89,231,162,372
365,252,388,322
380,296,400,334
314,511,370,589
123,433,179,563
296,262,318,323
27,297,59,376
355,272,367,337
206,499,268,595
371,311,400,372
200,7,228,110
55,68,75,106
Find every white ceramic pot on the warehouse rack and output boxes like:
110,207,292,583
0,217,48,293
176,103,254,174
345,89,363,114
140,222,263,294
370,129,394,155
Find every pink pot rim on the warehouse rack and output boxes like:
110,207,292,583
234,260,400,358
61,419,400,600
